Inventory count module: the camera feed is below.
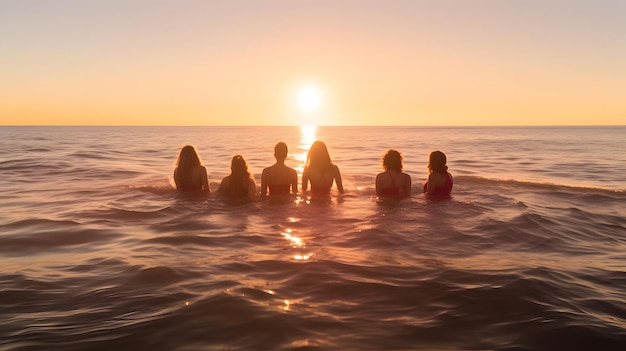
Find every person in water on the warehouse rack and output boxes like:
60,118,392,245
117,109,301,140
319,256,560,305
302,141,344,195
173,145,210,192
423,150,453,198
261,142,298,198
376,149,411,198
218,155,256,200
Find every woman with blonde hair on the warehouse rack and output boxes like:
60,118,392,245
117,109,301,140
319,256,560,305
173,145,209,192
218,155,256,200
302,141,344,195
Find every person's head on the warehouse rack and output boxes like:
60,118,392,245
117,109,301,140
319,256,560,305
230,154,251,179
306,141,332,169
176,145,202,169
428,151,448,173
274,142,288,161
382,149,403,172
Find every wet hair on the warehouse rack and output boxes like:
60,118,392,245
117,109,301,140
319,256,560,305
274,142,288,160
305,141,333,171
428,151,448,173
225,155,252,197
382,149,403,172
175,145,202,188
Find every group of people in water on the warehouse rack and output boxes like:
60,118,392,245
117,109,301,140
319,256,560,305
173,141,452,200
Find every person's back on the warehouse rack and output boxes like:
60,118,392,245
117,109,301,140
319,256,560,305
424,171,453,198
263,164,297,195
220,176,256,199
174,165,207,191
304,165,341,195
173,145,209,192
302,141,344,195
424,150,453,199
376,149,411,198
377,171,411,198
218,155,256,201
261,142,298,197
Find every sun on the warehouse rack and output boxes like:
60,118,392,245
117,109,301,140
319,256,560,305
297,86,322,112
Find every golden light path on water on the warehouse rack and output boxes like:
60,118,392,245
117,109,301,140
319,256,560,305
294,124,317,207
281,225,308,311
281,226,312,262
295,125,317,174
266,125,314,314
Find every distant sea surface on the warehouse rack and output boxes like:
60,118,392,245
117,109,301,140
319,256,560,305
1,126,625,351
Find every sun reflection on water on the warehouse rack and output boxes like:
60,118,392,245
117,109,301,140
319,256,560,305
281,229,303,247
295,125,317,173
281,228,313,261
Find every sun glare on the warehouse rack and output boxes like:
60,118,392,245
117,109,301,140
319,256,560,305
295,125,317,168
297,86,322,112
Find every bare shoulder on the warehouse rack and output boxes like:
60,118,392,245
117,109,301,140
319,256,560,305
219,176,230,188
429,172,446,185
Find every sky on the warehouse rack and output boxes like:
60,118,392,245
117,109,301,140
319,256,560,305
1,0,625,126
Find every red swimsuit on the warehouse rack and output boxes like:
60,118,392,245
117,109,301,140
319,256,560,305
423,172,453,198
378,172,408,198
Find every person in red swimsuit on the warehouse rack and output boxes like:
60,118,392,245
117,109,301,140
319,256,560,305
261,142,298,198
173,145,210,193
376,149,411,198
423,150,453,198
302,141,344,196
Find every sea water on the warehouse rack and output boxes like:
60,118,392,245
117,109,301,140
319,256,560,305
1,126,625,351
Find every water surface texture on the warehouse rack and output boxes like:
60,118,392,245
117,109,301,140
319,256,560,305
1,126,625,350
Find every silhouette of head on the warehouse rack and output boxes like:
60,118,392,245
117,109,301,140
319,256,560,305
230,155,250,178
176,145,201,169
428,151,448,173
306,141,332,170
274,142,288,161
382,149,403,172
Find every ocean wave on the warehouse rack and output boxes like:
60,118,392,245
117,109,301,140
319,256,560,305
3,126,626,351
90,205,178,222
145,234,269,248
457,175,626,194
0,219,122,255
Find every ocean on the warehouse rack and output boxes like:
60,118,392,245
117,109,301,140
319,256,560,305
1,126,625,351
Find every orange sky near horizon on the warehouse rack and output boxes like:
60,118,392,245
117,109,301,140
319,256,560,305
1,1,625,126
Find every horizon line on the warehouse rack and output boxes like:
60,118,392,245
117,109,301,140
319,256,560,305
2,124,625,128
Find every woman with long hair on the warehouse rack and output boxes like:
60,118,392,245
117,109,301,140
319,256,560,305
173,145,209,192
302,141,344,195
218,155,256,200
423,150,453,198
